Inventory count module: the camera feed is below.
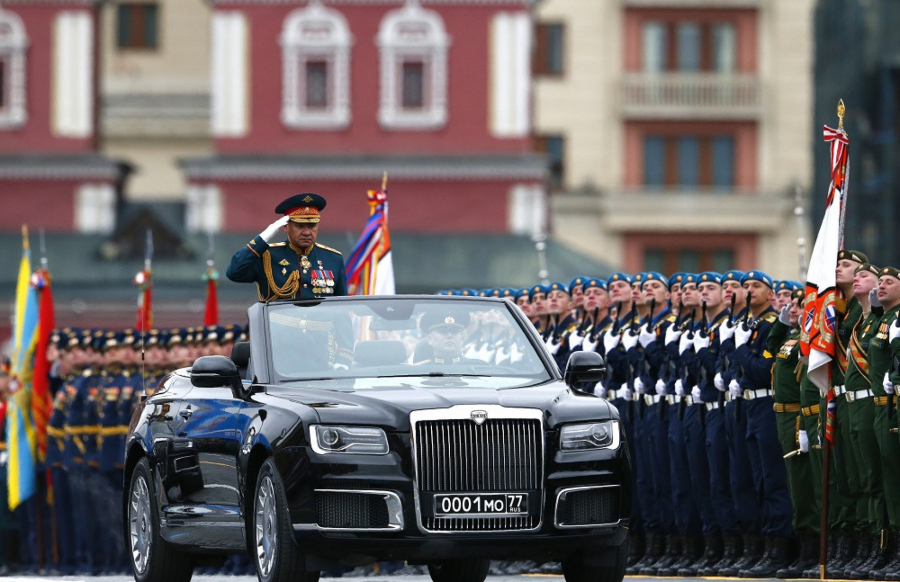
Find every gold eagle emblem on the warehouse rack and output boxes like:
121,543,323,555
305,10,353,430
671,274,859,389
279,259,290,266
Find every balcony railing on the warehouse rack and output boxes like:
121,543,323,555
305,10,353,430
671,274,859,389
621,73,762,120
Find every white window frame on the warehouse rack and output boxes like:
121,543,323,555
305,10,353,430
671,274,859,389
280,1,352,130
377,0,450,130
0,8,28,129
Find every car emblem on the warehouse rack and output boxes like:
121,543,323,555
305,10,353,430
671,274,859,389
470,410,487,425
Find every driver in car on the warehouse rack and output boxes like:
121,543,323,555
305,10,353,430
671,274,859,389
414,311,485,365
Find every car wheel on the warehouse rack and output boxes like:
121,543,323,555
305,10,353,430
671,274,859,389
127,457,194,582
427,559,490,582
562,542,627,582
254,458,320,582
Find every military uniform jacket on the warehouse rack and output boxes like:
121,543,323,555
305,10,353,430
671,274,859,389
833,297,862,387
846,307,882,391
227,236,348,301
769,321,802,403
549,314,579,371
603,315,637,390
732,307,778,391
693,310,729,402
873,304,900,394
630,309,676,389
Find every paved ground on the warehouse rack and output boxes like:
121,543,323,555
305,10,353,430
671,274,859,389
0,576,787,582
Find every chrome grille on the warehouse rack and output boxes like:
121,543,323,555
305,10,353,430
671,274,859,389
423,515,538,531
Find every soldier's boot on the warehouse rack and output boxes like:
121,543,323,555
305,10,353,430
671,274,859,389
626,530,645,569
804,535,837,579
872,536,900,580
778,535,819,579
702,536,740,576
739,536,792,578
828,532,856,574
629,531,662,575
863,531,893,578
659,534,699,576
719,534,764,577
640,533,681,576
842,532,870,578
847,532,880,579
679,535,722,576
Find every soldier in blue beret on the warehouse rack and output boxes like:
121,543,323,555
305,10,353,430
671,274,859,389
227,193,347,301
529,284,551,335
773,280,802,311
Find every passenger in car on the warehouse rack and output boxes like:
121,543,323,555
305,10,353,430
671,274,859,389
414,311,484,365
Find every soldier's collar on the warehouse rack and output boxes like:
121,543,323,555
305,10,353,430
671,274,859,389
288,241,314,256
433,357,461,364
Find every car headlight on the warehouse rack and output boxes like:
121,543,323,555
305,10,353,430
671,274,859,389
310,425,389,455
559,421,619,451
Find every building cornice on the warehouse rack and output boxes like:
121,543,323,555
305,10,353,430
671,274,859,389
0,155,131,181
1,1,101,6
212,0,535,7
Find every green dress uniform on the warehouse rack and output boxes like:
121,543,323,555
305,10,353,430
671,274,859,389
227,237,348,301
870,302,900,535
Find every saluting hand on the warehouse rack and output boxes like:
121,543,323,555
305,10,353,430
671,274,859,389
778,304,791,326
260,216,290,242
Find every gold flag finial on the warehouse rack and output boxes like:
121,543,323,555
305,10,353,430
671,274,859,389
21,224,29,251
382,171,388,192
837,99,845,130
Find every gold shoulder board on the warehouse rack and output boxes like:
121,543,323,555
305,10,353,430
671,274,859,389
315,243,343,256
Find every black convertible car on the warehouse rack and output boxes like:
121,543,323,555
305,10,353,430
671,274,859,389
124,296,632,582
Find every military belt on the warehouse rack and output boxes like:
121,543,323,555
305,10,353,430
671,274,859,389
845,388,872,403
605,389,617,400
684,395,698,406
99,427,129,436
832,384,846,395
705,402,721,411
665,395,682,405
725,392,740,402
644,394,661,405
772,402,801,413
874,396,891,407
801,404,821,416
743,388,771,400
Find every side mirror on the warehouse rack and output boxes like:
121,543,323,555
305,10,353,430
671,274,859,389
564,351,606,390
191,356,243,394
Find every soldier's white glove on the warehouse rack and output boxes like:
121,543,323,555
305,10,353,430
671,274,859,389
693,332,710,351
735,323,753,347
622,330,639,350
691,385,702,403
568,330,584,351
679,331,694,355
665,325,682,346
719,319,736,343
638,325,656,348
495,346,509,365
655,379,667,396
634,377,645,394
621,384,634,402
870,288,882,309
260,215,290,242
778,304,791,325
582,334,599,353
890,319,900,343
595,382,608,398
674,379,685,396
603,332,621,354
714,372,726,392
798,430,810,453
729,378,743,399
546,337,562,356
333,363,349,371
884,372,895,395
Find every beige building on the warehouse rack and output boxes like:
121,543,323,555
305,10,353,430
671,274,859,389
533,0,814,280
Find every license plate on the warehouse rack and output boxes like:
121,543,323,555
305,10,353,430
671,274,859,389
433,493,527,517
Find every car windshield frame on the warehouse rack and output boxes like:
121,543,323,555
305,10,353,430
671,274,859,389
259,295,558,386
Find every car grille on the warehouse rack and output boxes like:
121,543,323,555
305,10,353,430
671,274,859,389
315,491,390,529
555,486,620,528
414,417,543,532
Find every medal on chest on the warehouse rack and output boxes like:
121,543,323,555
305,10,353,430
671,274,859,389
300,256,312,270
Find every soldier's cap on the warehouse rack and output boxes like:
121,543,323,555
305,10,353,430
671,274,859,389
722,270,746,283
513,288,530,300
632,273,646,285
776,280,803,293
460,288,479,297
640,272,668,289
529,284,550,300
168,328,186,346
144,329,161,346
668,273,686,288
582,278,607,291
548,282,570,295
855,263,880,276
445,289,461,296
275,193,327,224
607,272,634,287
741,270,774,288
420,311,470,334
878,266,900,281
100,330,117,351
488,288,503,298
221,324,237,343
698,272,724,285
202,325,220,343
791,288,805,302
681,273,699,286
569,277,588,292
499,288,515,299
0,356,9,376
838,249,868,264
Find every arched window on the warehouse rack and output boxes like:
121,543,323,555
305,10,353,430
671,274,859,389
377,0,450,130
0,8,28,128
280,1,352,129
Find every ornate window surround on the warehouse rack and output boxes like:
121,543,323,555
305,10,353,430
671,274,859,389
280,1,352,129
377,0,450,130
0,8,28,129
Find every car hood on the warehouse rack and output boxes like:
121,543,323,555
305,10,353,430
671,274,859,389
264,378,615,431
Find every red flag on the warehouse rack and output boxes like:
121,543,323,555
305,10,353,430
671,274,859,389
204,268,219,326
29,268,54,463
135,269,153,330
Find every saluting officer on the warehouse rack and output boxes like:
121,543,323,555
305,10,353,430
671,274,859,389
227,193,347,300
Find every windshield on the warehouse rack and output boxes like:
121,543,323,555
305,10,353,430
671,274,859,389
266,298,551,386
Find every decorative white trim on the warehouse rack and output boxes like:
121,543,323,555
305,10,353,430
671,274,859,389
490,12,530,138
212,0,535,5
377,0,450,130
185,184,223,233
212,12,249,137
52,11,93,137
75,183,115,234
280,1,352,129
0,7,28,129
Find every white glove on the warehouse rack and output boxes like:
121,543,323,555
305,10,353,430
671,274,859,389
798,430,809,453
333,363,349,371
729,378,742,399
546,337,562,355
679,331,694,355
890,319,900,343
568,330,584,351
582,334,599,353
778,304,791,325
655,379,667,396
674,379,685,396
622,330,639,350
634,377,645,394
603,332,621,354
735,324,752,347
665,325,682,346
693,332,710,351
691,385,702,403
622,384,634,402
260,215,290,242
638,325,656,348
719,320,736,343
870,288,882,309
714,372,725,392
595,382,608,398
884,372,895,395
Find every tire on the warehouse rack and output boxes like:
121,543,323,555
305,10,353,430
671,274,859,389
254,458,320,582
427,559,490,582
127,457,194,582
562,542,627,582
